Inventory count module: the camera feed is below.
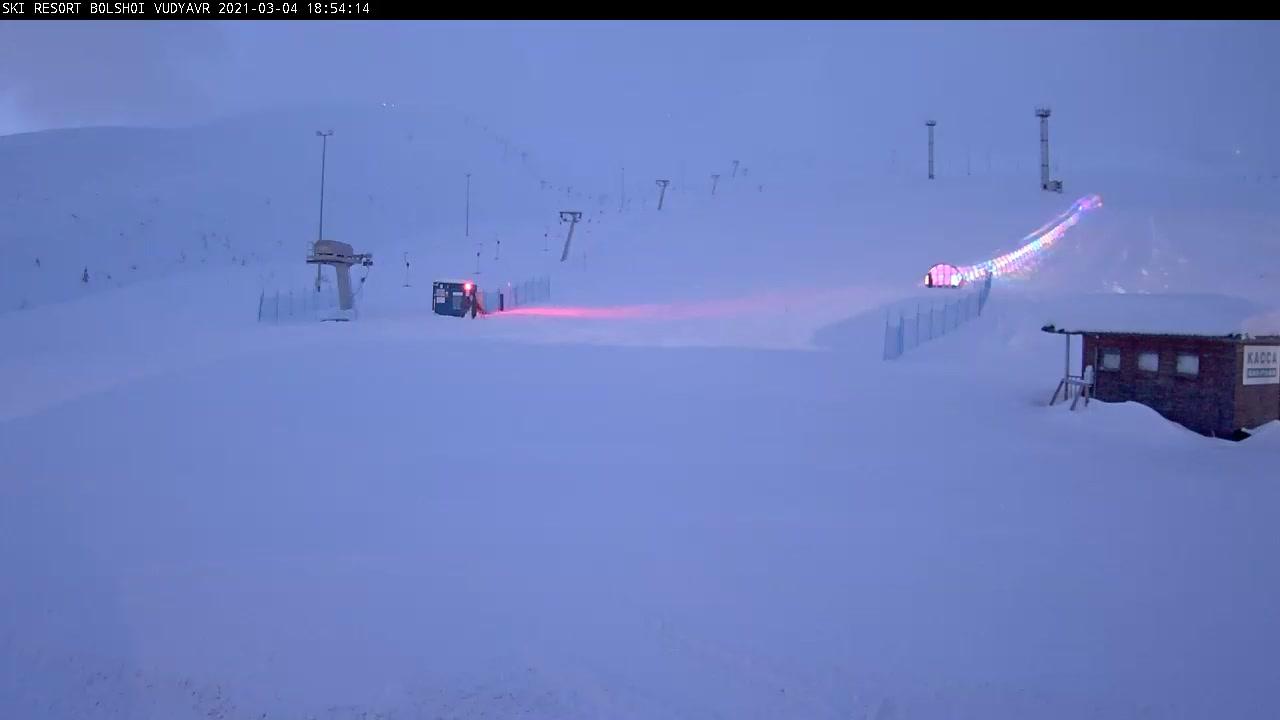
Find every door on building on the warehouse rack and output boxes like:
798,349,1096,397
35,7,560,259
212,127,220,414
1069,334,1083,377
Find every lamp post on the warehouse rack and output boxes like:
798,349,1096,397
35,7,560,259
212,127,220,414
314,130,333,292
315,130,333,242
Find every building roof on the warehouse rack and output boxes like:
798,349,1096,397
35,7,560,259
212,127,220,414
1040,293,1280,339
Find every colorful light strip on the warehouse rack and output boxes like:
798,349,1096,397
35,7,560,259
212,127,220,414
955,194,1103,284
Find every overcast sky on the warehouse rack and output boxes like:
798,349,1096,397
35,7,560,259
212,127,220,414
1,20,1277,172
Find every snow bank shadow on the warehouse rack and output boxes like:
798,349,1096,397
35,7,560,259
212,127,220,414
810,304,891,356
811,290,967,359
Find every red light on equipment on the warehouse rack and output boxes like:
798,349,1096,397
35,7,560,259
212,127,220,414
464,282,472,294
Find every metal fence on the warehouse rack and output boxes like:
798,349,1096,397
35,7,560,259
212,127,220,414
257,275,551,323
257,285,355,323
481,275,552,314
883,274,993,360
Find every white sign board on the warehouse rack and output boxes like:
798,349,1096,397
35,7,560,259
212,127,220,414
1243,345,1280,386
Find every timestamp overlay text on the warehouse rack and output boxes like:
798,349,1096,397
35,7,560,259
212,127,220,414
0,1,377,17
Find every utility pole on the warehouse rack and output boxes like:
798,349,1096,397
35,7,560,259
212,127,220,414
711,173,721,195
655,179,670,210
465,173,471,237
314,129,333,292
1037,107,1051,189
558,211,582,262
731,160,740,178
925,120,936,180
315,130,333,242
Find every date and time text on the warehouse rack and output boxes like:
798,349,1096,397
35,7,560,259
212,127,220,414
0,1,372,16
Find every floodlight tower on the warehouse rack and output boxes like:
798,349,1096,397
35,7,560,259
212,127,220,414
925,120,937,180
1035,107,1063,192
1036,107,1051,189
655,179,670,210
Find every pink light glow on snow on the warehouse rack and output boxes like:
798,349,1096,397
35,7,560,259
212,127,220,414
494,287,857,323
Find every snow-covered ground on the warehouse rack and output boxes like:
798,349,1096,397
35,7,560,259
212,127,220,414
3,106,1280,719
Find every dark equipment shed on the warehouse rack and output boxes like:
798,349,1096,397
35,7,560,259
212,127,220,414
1040,294,1280,440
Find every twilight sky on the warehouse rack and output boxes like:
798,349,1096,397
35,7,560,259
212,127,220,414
1,20,1276,173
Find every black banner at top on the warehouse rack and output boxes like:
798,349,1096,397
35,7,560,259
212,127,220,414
0,1,386,18
0,4,1224,19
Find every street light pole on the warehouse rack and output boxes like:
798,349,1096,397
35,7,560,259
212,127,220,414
314,130,333,293
315,130,333,242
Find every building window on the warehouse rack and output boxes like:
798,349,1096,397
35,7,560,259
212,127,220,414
1176,353,1200,376
1138,351,1159,373
1101,349,1121,371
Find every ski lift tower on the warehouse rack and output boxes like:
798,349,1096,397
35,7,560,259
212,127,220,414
655,179,670,210
558,211,582,262
307,239,373,312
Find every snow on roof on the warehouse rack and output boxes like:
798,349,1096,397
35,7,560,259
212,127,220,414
1041,293,1280,338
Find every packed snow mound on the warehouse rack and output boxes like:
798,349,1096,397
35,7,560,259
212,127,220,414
1040,292,1280,337
1241,419,1280,446
1045,394,1230,444
5,280,1280,719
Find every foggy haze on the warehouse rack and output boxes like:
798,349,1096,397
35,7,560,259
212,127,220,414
1,20,1278,175
5,17,1280,720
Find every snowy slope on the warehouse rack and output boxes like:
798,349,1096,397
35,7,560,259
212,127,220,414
0,102,607,312
3,106,1280,720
